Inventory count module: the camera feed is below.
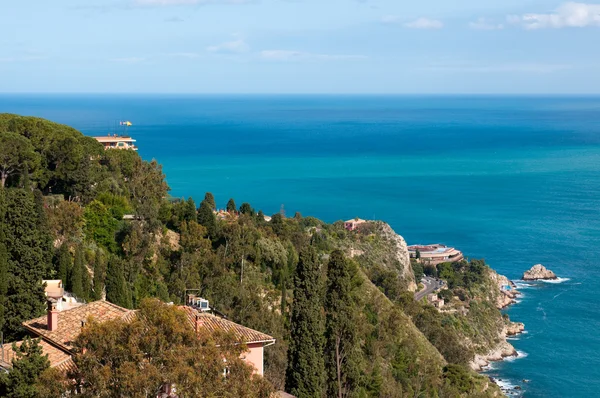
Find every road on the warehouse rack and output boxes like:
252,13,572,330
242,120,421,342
414,276,445,301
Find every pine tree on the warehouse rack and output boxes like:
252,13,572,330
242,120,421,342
184,197,196,222
226,198,237,213
56,244,72,288
285,246,325,398
93,248,107,300
197,200,217,238
105,256,132,308
324,250,361,398
3,337,50,398
204,192,216,211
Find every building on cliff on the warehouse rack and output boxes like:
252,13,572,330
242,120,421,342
408,244,464,266
344,218,367,231
93,134,138,150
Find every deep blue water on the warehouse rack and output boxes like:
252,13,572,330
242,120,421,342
2,94,600,397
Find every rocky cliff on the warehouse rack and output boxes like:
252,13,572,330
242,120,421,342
372,222,417,291
522,264,557,280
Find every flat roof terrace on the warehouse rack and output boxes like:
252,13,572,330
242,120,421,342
94,135,136,142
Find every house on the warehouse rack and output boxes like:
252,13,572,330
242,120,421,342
2,295,274,378
344,218,367,231
181,306,275,376
407,244,464,266
93,134,137,150
427,293,445,309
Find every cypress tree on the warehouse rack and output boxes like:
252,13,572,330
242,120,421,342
2,189,50,340
197,200,216,238
105,256,132,308
0,189,7,333
285,246,325,398
70,245,84,300
204,192,216,211
56,244,72,288
80,246,92,300
324,250,361,398
226,198,237,213
93,248,107,300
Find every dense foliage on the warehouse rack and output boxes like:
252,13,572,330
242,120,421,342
0,115,506,397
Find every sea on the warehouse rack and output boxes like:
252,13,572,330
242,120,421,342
1,94,599,397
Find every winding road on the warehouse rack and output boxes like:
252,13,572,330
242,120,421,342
414,276,445,301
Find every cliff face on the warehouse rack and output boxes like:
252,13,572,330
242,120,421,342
373,222,418,292
469,268,524,371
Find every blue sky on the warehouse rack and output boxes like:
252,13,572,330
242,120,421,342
2,0,600,93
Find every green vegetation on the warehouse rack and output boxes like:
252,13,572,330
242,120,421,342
0,337,50,398
285,247,325,397
0,114,506,397
70,299,273,397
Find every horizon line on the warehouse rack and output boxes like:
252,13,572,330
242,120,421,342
2,92,600,96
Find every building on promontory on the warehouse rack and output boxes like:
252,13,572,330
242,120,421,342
344,218,367,231
93,134,137,150
408,244,464,266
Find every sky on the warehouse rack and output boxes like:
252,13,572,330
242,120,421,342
1,0,600,93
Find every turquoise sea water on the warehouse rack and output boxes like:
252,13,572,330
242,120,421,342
1,94,600,397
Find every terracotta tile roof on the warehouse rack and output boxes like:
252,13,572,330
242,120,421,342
1,339,75,371
22,300,135,352
181,306,275,345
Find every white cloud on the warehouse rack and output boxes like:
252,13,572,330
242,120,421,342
469,17,504,30
508,2,600,29
207,39,250,54
404,18,444,29
259,50,366,61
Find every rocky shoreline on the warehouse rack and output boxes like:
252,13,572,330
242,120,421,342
470,271,525,372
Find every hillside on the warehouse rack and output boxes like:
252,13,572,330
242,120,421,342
0,114,507,397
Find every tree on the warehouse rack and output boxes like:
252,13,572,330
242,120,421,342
0,337,50,398
184,197,196,222
197,199,217,238
70,299,273,397
324,250,361,398
226,198,237,213
180,221,211,253
83,200,118,251
92,248,106,300
239,202,254,216
2,189,51,340
105,256,132,309
55,244,72,288
0,189,7,332
0,132,39,188
204,192,216,210
71,245,90,300
286,246,325,398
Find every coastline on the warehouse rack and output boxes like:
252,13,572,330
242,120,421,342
470,272,527,396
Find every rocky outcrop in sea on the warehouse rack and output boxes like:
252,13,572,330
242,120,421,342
522,264,557,281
